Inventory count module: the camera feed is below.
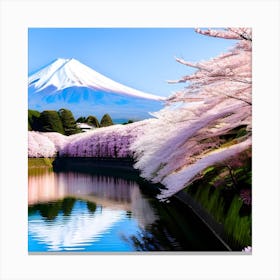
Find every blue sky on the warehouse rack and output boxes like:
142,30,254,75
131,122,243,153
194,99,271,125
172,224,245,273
28,28,237,98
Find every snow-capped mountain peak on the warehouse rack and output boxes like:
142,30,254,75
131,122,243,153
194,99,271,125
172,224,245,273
29,58,164,101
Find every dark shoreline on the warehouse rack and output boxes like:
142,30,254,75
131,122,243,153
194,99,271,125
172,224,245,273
53,156,138,173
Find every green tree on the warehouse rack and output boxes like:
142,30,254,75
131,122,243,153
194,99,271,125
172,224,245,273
123,119,134,125
100,113,114,127
38,110,65,134
86,115,100,128
28,109,41,131
76,116,86,123
58,108,80,135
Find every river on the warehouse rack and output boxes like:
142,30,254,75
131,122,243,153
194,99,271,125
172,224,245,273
28,162,228,252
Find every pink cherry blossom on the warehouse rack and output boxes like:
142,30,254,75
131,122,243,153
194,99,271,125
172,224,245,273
132,28,252,200
28,131,57,158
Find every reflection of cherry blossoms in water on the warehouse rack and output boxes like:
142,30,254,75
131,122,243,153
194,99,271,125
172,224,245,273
29,169,157,223
130,186,157,228
29,170,136,205
28,169,65,205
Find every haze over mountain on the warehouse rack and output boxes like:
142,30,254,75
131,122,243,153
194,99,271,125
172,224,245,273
28,58,165,121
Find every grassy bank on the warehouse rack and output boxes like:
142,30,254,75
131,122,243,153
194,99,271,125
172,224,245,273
183,148,252,249
28,158,55,168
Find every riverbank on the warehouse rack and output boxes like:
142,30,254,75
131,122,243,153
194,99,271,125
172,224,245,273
52,157,137,173
28,157,55,168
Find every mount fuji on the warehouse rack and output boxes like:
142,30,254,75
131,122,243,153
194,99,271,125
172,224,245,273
28,58,165,121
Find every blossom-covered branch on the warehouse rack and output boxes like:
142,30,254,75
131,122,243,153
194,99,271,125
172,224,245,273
195,28,252,41
167,29,251,107
132,27,252,200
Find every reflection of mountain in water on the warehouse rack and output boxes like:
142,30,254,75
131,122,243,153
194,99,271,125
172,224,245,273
29,202,125,251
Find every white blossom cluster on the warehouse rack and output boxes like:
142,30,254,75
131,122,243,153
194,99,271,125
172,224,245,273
28,119,153,159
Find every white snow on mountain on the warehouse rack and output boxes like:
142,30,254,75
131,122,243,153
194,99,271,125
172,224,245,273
29,58,164,101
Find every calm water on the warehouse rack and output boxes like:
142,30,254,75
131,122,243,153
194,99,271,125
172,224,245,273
28,166,227,252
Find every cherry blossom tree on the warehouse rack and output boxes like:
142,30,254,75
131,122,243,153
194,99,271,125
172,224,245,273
28,131,57,158
132,28,252,200
167,28,252,106
59,119,151,158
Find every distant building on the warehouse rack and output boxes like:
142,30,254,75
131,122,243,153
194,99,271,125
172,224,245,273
76,123,96,132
